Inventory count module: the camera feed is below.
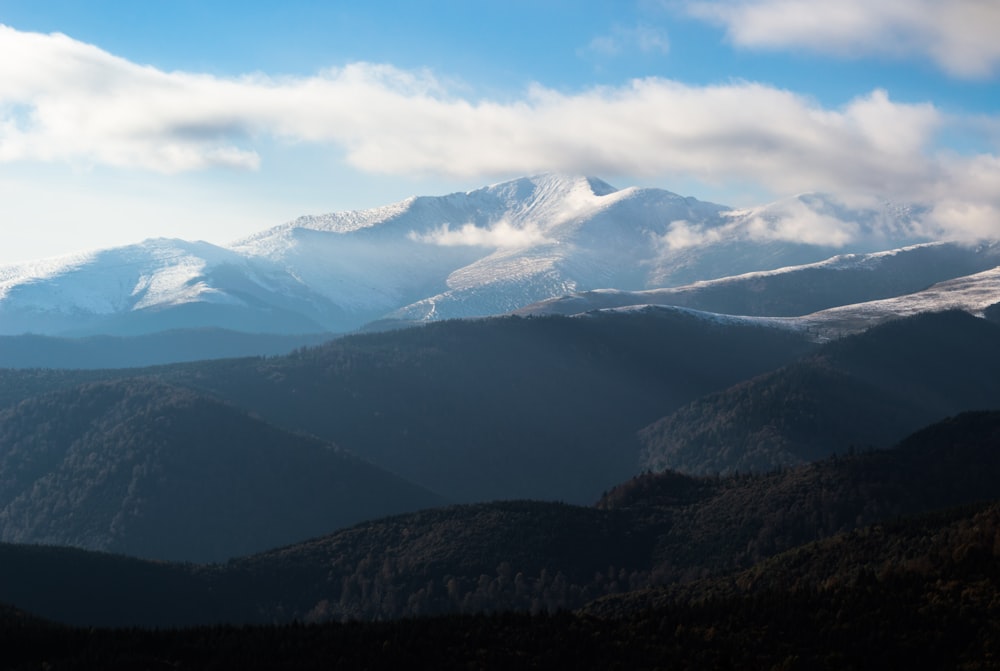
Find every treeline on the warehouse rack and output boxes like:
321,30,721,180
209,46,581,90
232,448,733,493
6,502,1000,669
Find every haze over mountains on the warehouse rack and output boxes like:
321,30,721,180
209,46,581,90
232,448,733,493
0,173,950,341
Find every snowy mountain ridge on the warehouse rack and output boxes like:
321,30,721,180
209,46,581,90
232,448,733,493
584,263,1000,341
0,173,984,336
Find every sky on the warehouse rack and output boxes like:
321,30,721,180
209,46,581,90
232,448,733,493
0,0,998,265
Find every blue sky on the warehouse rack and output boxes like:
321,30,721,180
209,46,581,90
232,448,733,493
0,0,998,264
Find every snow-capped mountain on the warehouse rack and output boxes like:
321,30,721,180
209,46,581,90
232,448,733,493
0,174,949,336
0,239,344,335
516,241,1000,320
794,264,1000,336
572,258,1000,343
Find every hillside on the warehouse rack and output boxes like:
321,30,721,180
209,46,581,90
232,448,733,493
0,378,444,562
640,310,1000,475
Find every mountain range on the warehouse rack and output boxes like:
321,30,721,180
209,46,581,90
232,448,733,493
3,174,1000,665
0,174,944,339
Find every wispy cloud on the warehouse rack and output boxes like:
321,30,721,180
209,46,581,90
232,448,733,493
1,24,998,241
684,0,1000,79
582,24,670,57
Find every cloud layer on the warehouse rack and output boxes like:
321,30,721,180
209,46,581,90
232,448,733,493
1,24,998,240
685,0,1000,79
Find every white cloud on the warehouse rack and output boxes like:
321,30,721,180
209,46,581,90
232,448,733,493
659,220,725,250
0,24,998,243
742,200,861,246
684,0,1000,79
659,197,864,251
409,220,552,248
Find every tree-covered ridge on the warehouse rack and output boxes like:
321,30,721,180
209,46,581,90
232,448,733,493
6,502,1000,669
610,409,1000,578
0,377,444,562
641,310,1000,474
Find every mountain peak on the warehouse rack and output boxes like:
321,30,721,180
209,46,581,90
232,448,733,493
583,176,618,196
478,173,619,201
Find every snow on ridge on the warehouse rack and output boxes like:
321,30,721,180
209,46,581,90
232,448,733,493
580,261,1000,340
232,197,419,254
580,303,805,332
0,237,254,315
0,250,98,299
675,241,955,288
802,265,1000,328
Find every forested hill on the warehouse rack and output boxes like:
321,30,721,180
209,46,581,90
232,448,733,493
640,310,1000,474
0,378,444,562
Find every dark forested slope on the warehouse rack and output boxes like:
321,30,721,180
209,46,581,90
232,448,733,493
641,310,1000,474
6,503,1000,670
0,378,443,562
